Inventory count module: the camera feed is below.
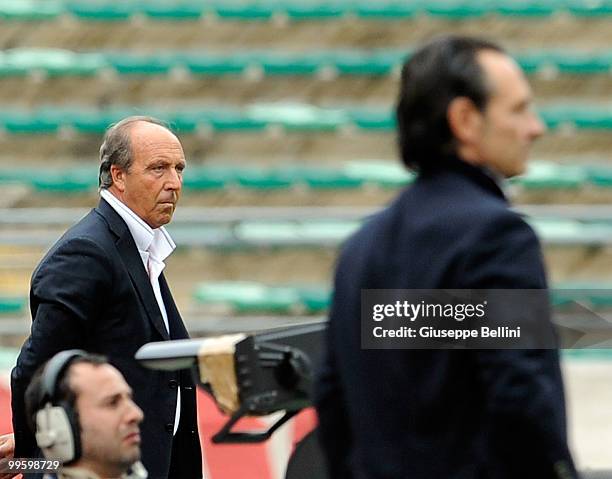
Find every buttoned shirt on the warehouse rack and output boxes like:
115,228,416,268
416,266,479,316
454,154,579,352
100,189,181,434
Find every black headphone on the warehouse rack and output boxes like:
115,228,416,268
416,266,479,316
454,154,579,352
35,349,88,464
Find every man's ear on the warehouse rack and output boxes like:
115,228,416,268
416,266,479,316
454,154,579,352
447,97,482,146
110,164,126,192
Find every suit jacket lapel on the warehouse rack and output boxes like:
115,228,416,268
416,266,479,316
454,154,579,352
95,198,170,341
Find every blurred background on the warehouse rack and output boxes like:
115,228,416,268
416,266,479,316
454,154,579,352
0,1,611,477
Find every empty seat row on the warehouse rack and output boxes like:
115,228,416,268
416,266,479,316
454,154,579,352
0,161,608,192
3,215,612,248
0,104,611,134
193,281,612,314
2,48,612,77
2,1,612,22
4,280,612,316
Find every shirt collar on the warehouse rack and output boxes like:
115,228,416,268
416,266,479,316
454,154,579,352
100,189,175,262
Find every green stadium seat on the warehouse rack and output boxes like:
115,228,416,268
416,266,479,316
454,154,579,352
31,170,95,192
495,0,556,17
212,2,276,20
182,166,235,190
0,49,105,77
142,2,204,20
0,296,25,314
235,221,359,246
355,1,419,19
0,110,61,134
554,52,612,74
67,1,137,21
285,2,347,20
531,219,612,245
248,103,346,131
107,53,176,75
300,168,364,189
587,166,612,188
259,52,321,76
236,168,294,189
0,0,62,21
516,162,586,189
425,1,489,18
184,53,248,75
348,109,395,131
297,286,331,312
567,0,612,16
343,160,414,187
515,51,553,74
333,50,406,76
194,281,300,313
571,107,612,130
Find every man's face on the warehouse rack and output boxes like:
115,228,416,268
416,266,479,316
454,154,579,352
471,50,545,178
70,363,144,478
111,121,185,229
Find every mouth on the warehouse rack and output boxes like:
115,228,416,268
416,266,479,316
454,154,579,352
123,432,141,445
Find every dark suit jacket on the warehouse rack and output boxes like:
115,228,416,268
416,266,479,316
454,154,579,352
12,198,202,479
314,159,577,479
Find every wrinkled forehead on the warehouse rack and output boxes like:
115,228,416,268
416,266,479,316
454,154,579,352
129,121,184,158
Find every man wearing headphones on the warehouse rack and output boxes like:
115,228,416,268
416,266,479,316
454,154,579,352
24,350,147,479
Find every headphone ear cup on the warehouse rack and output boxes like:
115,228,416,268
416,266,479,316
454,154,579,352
35,404,78,463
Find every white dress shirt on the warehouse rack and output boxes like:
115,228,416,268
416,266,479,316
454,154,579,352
100,189,181,435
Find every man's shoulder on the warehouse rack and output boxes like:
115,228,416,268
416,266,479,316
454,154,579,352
34,209,116,272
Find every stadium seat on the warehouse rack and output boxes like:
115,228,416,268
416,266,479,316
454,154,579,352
354,2,419,19
424,1,489,19
142,2,204,20
515,162,586,189
567,0,612,17
107,52,176,75
212,2,276,20
0,296,26,314
236,168,294,190
343,161,414,187
67,2,137,21
248,103,346,131
495,0,556,17
193,280,612,315
184,53,248,75
194,281,299,313
0,0,61,20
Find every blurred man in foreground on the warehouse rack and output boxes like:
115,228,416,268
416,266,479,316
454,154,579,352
25,350,147,479
315,35,577,478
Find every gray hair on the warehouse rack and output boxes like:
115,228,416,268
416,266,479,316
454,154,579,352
98,115,170,189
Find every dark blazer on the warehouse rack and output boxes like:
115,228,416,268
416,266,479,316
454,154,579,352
12,198,202,479
314,159,576,479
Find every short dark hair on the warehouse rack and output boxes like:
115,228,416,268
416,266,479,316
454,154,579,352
395,35,505,173
98,115,171,189
25,353,108,434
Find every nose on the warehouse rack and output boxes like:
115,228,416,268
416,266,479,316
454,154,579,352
126,399,144,425
529,112,546,140
165,166,183,191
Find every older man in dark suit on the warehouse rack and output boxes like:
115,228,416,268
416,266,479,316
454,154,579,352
315,36,577,479
5,117,202,479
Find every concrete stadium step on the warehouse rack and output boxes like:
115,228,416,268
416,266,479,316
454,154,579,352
4,245,612,319
0,49,610,107
2,3,612,50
